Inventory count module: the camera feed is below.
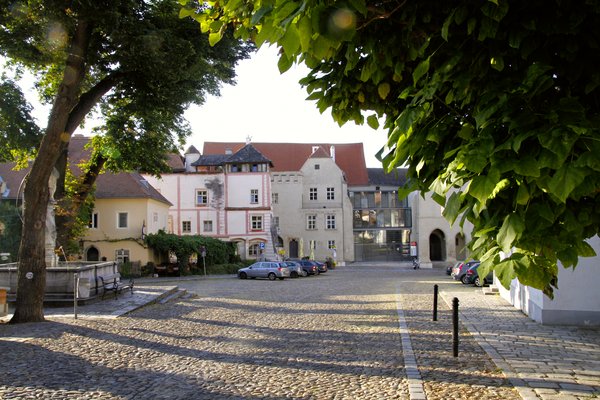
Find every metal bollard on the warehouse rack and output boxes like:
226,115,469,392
74,273,79,320
452,297,459,357
433,284,439,321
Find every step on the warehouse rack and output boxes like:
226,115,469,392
158,289,188,304
482,285,500,295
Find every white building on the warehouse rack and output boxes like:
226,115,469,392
144,143,276,260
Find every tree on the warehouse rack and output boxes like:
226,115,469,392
189,0,600,296
0,0,253,323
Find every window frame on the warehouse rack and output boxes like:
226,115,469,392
327,187,335,200
117,212,128,229
306,214,317,230
182,220,192,233
251,215,263,231
326,214,336,230
309,187,318,201
203,220,213,233
250,189,259,204
89,212,99,229
196,189,208,206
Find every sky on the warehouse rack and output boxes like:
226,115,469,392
184,46,388,168
7,46,389,168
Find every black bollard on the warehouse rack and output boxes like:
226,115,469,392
433,284,438,321
452,297,459,357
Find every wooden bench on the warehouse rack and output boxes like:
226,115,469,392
98,273,134,300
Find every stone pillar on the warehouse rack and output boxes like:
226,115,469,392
45,168,59,267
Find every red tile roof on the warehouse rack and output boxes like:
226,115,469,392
0,135,171,205
203,142,369,186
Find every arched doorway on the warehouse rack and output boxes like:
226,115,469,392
455,233,467,260
289,239,298,258
429,229,446,261
86,246,99,261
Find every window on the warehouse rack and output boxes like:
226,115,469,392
251,215,263,231
307,215,316,230
250,189,259,204
203,220,213,232
273,216,279,227
315,164,320,170
309,187,317,200
328,240,336,249
326,214,336,230
196,189,208,206
153,212,158,223
249,243,260,256
89,212,98,229
272,193,279,204
115,249,130,264
182,221,191,233
327,187,335,200
309,240,317,251
117,212,128,229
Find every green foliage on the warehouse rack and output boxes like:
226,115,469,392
0,79,42,162
0,201,21,261
190,0,600,296
146,230,237,271
1,0,253,175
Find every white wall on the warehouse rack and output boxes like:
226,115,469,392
498,236,600,326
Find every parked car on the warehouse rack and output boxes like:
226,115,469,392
281,261,306,278
314,261,328,273
238,262,291,280
154,263,180,276
453,260,480,284
464,263,493,287
447,261,463,275
287,259,319,276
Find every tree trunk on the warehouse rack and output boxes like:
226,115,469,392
9,20,92,324
54,73,124,254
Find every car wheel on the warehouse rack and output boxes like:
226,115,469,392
239,272,247,279
474,276,482,287
461,275,469,284
291,271,298,278
268,272,276,281
301,270,308,277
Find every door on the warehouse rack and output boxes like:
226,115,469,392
289,239,298,258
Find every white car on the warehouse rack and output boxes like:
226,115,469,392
238,262,291,280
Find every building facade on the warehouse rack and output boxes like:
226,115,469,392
144,143,276,260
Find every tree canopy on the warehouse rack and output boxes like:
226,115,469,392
190,0,600,296
0,0,253,322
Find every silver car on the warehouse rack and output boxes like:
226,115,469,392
238,261,291,280
281,261,307,278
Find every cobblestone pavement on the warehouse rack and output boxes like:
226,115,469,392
1,265,599,400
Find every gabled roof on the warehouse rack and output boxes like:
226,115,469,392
96,171,172,205
309,146,331,159
367,168,408,187
167,153,185,172
225,144,272,165
184,145,200,155
193,154,229,166
0,135,171,205
192,143,273,167
203,142,369,186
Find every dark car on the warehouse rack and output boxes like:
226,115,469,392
154,263,180,276
464,263,493,287
288,259,319,276
314,261,328,273
453,260,480,284
281,261,306,278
